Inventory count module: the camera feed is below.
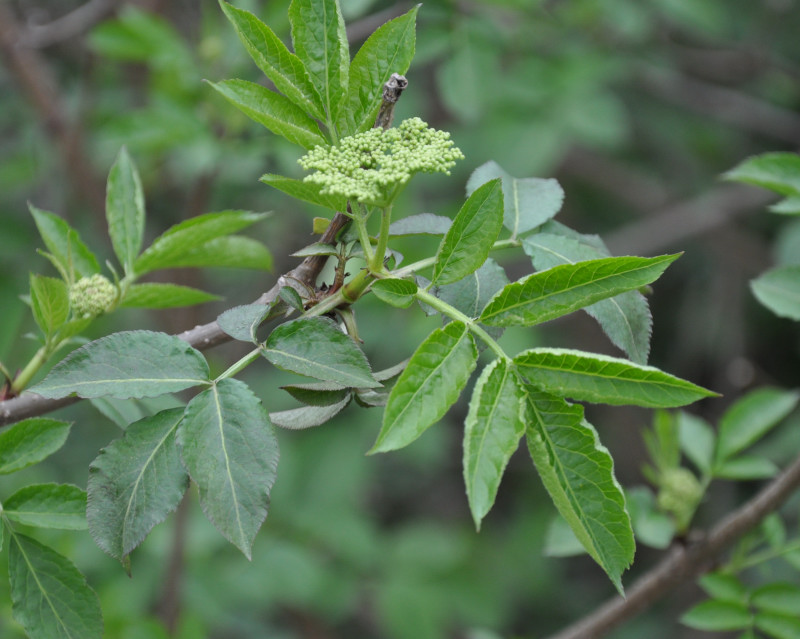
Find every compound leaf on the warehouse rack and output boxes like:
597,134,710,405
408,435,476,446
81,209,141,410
514,348,717,408
9,533,103,639
523,387,633,593
262,317,380,388
106,147,145,274
30,331,210,399
88,407,188,563
178,378,279,559
481,255,678,328
0,418,71,475
370,321,477,453
433,178,504,285
463,359,525,529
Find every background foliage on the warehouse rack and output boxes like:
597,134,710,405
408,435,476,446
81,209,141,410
1,0,799,637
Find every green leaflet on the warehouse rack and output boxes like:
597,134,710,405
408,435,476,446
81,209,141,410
750,265,800,320
88,408,189,563
209,80,327,149
3,484,87,530
9,533,103,639
30,331,210,400
178,378,279,559
262,317,380,388
134,210,267,275
514,348,718,408
463,359,525,529
120,283,219,309
289,0,348,122
682,600,752,631
523,232,653,364
372,278,418,308
217,303,273,343
30,205,100,280
466,160,564,237
0,418,71,474
480,254,679,328
260,173,348,211
370,321,477,453
336,5,418,135
437,25,497,123
106,147,145,274
522,387,633,593
433,178,504,285
714,387,799,466
723,152,800,197
270,395,351,430
219,1,324,120
29,275,69,337
150,236,272,271
388,213,452,237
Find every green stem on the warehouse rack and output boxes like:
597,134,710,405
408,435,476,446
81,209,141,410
414,288,508,360
11,345,50,394
354,213,375,268
728,538,800,572
371,205,392,273
393,237,520,279
215,347,261,382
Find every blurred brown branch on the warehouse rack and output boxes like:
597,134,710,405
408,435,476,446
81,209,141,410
547,452,800,639
19,0,123,48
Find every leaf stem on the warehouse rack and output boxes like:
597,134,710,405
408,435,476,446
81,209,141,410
393,237,520,279
414,288,507,360
11,345,50,394
215,347,261,382
353,211,375,268
371,205,392,273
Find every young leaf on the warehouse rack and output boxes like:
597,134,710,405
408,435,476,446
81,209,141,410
30,205,100,280
178,378,279,559
770,195,800,215
433,178,504,285
625,487,675,549
389,213,452,236
751,583,800,616
336,5,418,135
121,283,219,308
270,395,351,430
463,359,525,529
289,0,348,122
750,265,800,321
3,484,87,530
372,278,418,308
30,331,210,399
134,210,267,275
262,317,380,388
218,1,324,119
279,286,305,311
755,611,800,639
523,387,634,593
681,600,751,631
370,321,477,453
0,418,71,474
524,233,653,364
9,533,103,639
217,303,273,343
466,161,564,237
698,572,748,604
153,236,272,270
481,255,679,328
281,381,349,406
677,411,716,476
106,147,145,273
29,274,69,337
260,173,348,211
514,348,718,408
715,388,799,464
714,456,778,480
88,407,189,563
209,79,327,149
723,152,800,196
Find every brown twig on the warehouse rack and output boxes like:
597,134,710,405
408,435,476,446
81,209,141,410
0,74,409,428
19,0,122,48
546,452,800,639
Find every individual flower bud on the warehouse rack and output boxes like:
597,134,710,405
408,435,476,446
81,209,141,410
69,274,117,319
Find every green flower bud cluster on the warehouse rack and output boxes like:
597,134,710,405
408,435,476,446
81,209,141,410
657,467,703,531
69,274,117,319
299,117,464,207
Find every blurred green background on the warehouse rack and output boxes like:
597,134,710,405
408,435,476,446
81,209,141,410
1,0,799,637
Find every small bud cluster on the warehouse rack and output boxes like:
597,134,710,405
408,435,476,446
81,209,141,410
657,467,702,530
69,274,117,319
299,117,464,207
